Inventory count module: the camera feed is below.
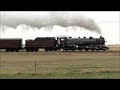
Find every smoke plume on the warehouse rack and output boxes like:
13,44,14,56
0,12,101,34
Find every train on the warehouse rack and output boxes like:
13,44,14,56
0,36,109,52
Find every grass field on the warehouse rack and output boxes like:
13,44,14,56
0,45,120,79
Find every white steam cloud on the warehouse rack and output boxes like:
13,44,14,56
0,12,101,34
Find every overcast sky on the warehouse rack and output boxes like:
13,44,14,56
0,11,119,45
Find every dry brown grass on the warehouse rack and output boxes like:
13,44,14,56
0,45,120,78
107,45,120,51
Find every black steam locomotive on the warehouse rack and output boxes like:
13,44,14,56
0,36,109,52
61,36,109,51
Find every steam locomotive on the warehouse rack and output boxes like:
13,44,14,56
0,36,109,52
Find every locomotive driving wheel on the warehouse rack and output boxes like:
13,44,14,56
85,49,89,51
79,49,82,51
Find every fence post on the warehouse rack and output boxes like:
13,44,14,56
35,60,37,73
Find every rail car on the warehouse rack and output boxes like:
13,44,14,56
0,39,22,52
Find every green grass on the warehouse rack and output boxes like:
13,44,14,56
0,51,120,79
1,72,120,79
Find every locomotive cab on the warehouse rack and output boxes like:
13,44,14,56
57,37,66,49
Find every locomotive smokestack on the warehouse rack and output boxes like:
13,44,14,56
0,12,101,35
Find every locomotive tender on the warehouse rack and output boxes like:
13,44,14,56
0,36,109,52
25,37,58,52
